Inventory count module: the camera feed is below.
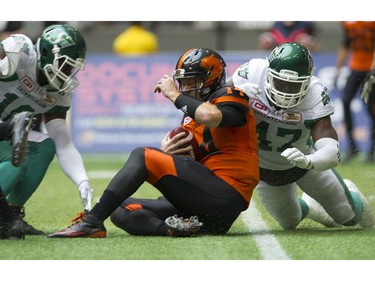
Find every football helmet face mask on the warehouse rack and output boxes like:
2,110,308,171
173,47,226,100
36,24,86,93
265,42,314,109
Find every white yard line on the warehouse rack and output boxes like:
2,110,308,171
241,201,290,260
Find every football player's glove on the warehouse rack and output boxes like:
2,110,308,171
360,70,375,105
281,147,312,169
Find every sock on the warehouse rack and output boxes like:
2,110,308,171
299,198,309,220
89,190,124,222
0,189,15,223
342,191,363,226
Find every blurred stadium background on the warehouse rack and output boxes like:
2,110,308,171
12,21,367,157
21,21,342,53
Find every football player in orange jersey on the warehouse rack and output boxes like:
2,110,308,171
335,21,375,162
48,47,260,238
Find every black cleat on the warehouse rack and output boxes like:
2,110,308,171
10,112,36,167
10,205,45,235
22,220,45,235
48,212,106,238
0,217,25,240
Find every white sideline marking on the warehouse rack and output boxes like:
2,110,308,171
241,201,290,260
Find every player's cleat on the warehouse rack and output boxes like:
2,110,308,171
48,211,106,238
302,193,340,227
345,179,375,229
10,205,45,235
23,221,45,235
0,217,25,240
10,112,36,167
165,215,203,237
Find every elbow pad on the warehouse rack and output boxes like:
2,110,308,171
306,138,340,171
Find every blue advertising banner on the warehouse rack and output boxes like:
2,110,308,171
72,52,371,153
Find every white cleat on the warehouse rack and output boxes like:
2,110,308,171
302,192,340,227
344,179,375,229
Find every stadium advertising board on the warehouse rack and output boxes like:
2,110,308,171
72,52,370,153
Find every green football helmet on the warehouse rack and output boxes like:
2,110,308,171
265,42,314,108
36,24,86,93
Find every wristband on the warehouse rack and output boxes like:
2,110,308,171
174,93,202,118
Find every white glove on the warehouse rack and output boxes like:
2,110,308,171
360,72,375,105
78,180,93,211
281,147,312,169
236,82,261,100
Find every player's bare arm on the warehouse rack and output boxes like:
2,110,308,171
43,112,67,124
311,116,338,142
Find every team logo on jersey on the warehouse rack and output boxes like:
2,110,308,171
321,88,331,106
282,112,301,122
18,76,57,107
40,94,57,106
20,76,36,91
251,99,269,115
236,62,249,79
183,116,193,126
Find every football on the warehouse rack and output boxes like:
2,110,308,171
168,127,201,160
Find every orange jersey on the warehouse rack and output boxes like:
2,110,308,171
181,86,259,203
342,21,375,71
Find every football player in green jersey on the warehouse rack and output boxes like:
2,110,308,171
230,42,374,230
0,24,93,235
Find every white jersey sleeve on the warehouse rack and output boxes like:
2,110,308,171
232,58,268,87
0,35,30,78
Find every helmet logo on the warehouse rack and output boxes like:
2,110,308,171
44,30,76,48
268,45,281,64
237,62,249,79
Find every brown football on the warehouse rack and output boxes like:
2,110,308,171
169,127,201,160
